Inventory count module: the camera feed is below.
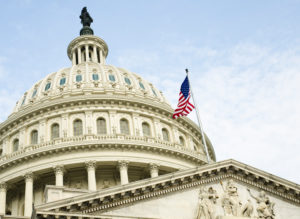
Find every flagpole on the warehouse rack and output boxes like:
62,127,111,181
185,69,211,164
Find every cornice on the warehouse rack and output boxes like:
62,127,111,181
36,159,300,215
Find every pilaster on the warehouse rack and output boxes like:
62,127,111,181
61,113,68,138
85,111,93,134
39,119,46,143
172,126,179,144
132,113,140,136
153,118,161,139
109,110,117,135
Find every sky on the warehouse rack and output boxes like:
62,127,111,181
0,0,299,183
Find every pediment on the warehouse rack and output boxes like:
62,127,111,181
36,159,300,218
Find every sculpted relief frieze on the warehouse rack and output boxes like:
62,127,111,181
196,180,276,219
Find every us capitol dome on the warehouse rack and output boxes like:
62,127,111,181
0,8,299,219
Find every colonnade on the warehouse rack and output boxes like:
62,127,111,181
72,44,104,65
0,161,160,216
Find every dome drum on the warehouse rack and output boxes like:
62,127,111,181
67,35,108,65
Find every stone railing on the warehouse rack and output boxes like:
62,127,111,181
0,134,207,164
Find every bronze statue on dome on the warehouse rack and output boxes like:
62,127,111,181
80,7,93,27
79,7,94,35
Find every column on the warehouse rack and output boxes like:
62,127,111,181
53,165,64,186
149,163,159,178
85,161,97,191
77,47,82,64
72,51,76,65
0,182,7,215
85,45,89,62
24,172,34,217
118,161,129,185
100,50,105,64
93,45,97,62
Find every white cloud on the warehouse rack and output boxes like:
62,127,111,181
116,41,300,183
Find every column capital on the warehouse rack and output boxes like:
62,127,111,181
0,182,7,191
24,172,34,182
118,160,129,170
53,165,65,174
85,160,97,170
149,163,160,170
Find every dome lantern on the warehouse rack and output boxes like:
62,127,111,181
67,7,108,66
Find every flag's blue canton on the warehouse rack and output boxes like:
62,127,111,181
180,77,190,99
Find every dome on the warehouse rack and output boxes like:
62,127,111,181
12,36,170,115
0,8,215,217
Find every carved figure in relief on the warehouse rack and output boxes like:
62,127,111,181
220,180,242,216
241,199,254,217
247,188,275,218
196,186,219,219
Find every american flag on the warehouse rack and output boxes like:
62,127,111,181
172,76,195,119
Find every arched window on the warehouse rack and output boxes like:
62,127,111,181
45,82,51,91
13,139,19,152
73,119,83,136
109,74,116,82
51,123,60,139
162,128,169,141
151,88,157,96
31,130,38,145
32,89,37,98
179,136,185,146
142,122,151,137
21,95,26,105
120,119,129,135
139,82,145,90
124,77,131,85
97,118,107,134
60,77,66,85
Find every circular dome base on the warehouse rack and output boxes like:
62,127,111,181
80,26,94,35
